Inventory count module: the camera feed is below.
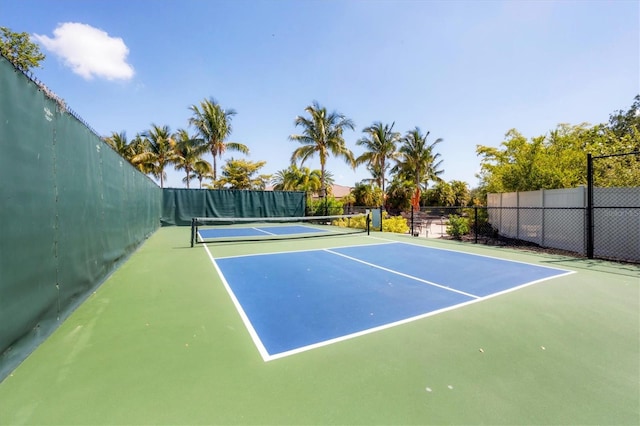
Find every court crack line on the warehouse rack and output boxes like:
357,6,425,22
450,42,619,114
324,249,481,299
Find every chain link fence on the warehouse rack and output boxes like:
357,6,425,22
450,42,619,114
400,152,639,264
588,151,640,262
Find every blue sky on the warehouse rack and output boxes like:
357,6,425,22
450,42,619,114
3,0,639,189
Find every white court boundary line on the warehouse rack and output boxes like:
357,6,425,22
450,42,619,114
366,235,576,273
203,240,576,362
202,243,271,361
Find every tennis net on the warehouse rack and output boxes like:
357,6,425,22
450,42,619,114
190,213,370,246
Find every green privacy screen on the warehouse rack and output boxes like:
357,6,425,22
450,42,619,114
0,55,161,381
161,188,306,226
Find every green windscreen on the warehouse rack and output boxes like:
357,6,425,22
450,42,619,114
161,188,306,226
0,55,162,381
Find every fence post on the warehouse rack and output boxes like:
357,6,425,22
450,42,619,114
586,153,594,258
540,189,545,247
474,206,478,244
516,191,520,240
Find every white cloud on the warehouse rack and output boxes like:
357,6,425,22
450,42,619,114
34,22,134,81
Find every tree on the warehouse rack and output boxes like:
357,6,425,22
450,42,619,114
392,127,444,191
351,183,384,206
172,128,208,189
0,27,45,72
217,158,270,190
476,118,640,193
193,160,214,189
341,192,356,213
450,180,471,207
128,133,154,174
385,177,414,212
104,131,137,162
290,101,355,199
608,95,640,139
477,129,550,193
189,98,249,180
355,122,400,194
134,124,176,188
426,181,455,206
271,165,323,193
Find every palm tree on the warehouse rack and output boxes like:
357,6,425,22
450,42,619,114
193,160,213,189
393,127,444,191
217,158,269,190
133,124,176,188
355,122,400,194
271,164,323,193
352,182,383,206
104,131,134,160
128,133,154,174
172,128,209,189
188,97,249,180
289,101,355,199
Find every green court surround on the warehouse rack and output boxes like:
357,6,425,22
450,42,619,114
1,228,638,425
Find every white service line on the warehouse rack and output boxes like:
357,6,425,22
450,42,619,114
324,248,481,299
253,227,276,235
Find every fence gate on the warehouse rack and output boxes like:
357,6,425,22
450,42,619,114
587,151,640,262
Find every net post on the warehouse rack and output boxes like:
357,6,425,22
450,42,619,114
190,218,195,247
411,208,414,236
367,212,371,235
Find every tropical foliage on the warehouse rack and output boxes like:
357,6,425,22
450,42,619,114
172,129,208,189
134,124,177,188
104,131,135,160
476,120,640,193
189,98,248,181
392,127,444,190
290,101,355,197
351,183,384,206
0,26,45,71
99,90,637,215
214,158,270,190
355,122,400,193
424,180,470,207
271,165,324,193
307,196,344,216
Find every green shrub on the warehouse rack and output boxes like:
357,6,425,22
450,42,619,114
382,214,409,234
307,197,344,216
447,214,470,239
331,215,368,229
331,212,408,233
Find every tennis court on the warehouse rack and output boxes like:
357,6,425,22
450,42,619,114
211,240,573,360
0,226,638,425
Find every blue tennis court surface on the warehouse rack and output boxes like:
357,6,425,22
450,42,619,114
212,242,573,360
200,225,328,239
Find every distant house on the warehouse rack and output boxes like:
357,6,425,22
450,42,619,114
328,184,353,199
309,184,353,200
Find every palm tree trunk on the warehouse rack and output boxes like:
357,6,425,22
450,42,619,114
211,149,218,181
